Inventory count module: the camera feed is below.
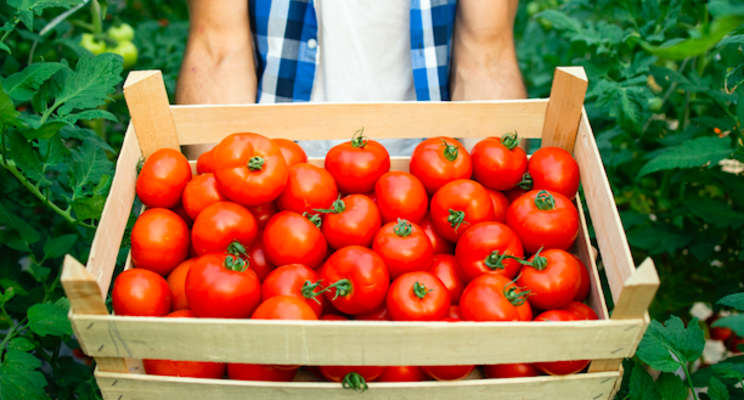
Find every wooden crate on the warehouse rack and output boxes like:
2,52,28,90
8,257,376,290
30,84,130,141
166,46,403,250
61,67,659,400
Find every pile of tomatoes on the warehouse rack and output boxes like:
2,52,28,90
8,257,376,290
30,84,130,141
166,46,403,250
113,129,597,388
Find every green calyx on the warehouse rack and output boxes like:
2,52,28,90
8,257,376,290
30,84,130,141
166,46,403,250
501,131,520,150
534,190,555,210
314,195,346,214
413,281,434,299
447,209,468,232
223,255,249,272
394,218,413,237
325,279,352,300
440,138,461,162
350,128,369,148
484,250,507,270
248,156,265,171
303,212,323,229
301,280,325,304
505,247,548,271
226,240,248,258
342,372,368,392
502,273,532,306
518,172,533,190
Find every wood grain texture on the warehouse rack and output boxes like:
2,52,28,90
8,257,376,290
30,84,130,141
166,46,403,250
541,67,588,152
169,100,549,145
96,368,619,400
574,193,610,321
123,71,180,157
611,258,659,320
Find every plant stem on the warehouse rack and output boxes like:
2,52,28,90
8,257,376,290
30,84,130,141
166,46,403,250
0,304,17,357
91,0,102,35
38,101,62,126
0,17,20,44
679,358,700,400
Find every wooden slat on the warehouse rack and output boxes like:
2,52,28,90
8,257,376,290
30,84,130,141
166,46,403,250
541,67,588,152
86,125,141,297
169,99,549,145
123,70,180,157
96,368,619,400
574,193,610,320
71,315,643,365
611,259,659,320
589,313,651,373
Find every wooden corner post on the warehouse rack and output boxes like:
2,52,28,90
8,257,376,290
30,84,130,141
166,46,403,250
123,70,180,157
542,67,589,152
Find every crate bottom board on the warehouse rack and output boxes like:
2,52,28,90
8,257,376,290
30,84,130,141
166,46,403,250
96,368,619,400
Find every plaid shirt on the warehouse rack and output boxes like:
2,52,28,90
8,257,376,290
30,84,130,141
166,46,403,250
249,0,457,103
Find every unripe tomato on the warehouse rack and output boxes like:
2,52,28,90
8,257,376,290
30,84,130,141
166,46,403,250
110,40,138,69
471,134,528,191
263,211,327,269
320,246,389,315
274,138,307,167
372,219,434,280
131,208,190,276
375,171,428,224
533,310,589,375
409,137,472,195
136,148,192,209
276,163,338,214
166,258,196,311
107,23,135,42
505,190,579,255
112,269,171,317
455,222,524,283
185,254,261,318
528,147,580,200
428,254,465,305
484,363,538,379
191,202,258,256
516,249,581,310
325,129,390,194
182,173,227,220
79,33,106,55
430,180,494,243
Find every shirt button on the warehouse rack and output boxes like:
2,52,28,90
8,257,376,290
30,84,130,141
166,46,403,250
307,39,317,49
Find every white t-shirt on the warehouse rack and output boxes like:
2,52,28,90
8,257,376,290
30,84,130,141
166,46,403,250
298,0,421,157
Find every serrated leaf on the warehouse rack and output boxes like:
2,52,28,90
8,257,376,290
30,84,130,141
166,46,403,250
7,0,81,13
6,130,51,185
708,377,731,400
0,279,28,296
27,302,73,337
687,199,744,229
637,136,734,177
718,34,744,47
39,133,69,167
713,362,744,380
0,350,49,400
0,84,22,128
640,16,744,60
727,64,744,93
710,0,744,17
655,372,687,400
636,316,705,372
66,137,113,192
627,225,693,255
1,62,65,102
713,315,744,336
629,365,660,400
43,234,77,260
7,338,34,352
62,109,117,124
22,120,69,140
59,126,114,153
534,10,582,33
0,202,39,246
52,53,122,116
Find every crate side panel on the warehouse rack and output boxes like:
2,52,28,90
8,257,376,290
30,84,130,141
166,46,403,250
574,193,610,320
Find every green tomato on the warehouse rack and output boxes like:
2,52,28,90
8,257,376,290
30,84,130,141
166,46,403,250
527,2,540,16
107,23,135,42
648,97,663,112
109,40,138,69
80,33,106,55
538,17,553,30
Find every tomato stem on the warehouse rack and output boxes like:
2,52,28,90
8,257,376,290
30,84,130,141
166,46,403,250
300,280,325,304
226,240,248,258
484,250,507,270
394,218,413,237
503,273,532,306
325,279,352,300
534,190,555,210
314,195,345,214
447,209,468,232
501,131,520,150
223,255,249,272
341,372,368,392
303,212,323,228
413,281,434,299
517,172,533,190
440,138,461,162
505,247,547,271
248,156,265,171
350,128,368,148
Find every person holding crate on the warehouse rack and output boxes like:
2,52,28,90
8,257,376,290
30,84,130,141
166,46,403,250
177,0,526,157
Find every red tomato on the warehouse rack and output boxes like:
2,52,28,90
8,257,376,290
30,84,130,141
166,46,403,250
192,202,258,256
363,190,377,203
131,208,190,276
377,366,427,382
484,363,538,379
708,314,733,342
227,363,298,381
212,133,289,206
319,194,381,249
185,254,261,318
387,271,450,321
182,173,227,220
136,148,192,208
430,180,494,243
409,137,473,195
252,295,318,320
112,269,171,317
533,310,589,375
420,216,454,255
428,254,465,305
262,264,326,318
263,211,327,269
375,171,428,224
486,189,510,223
459,274,530,322
506,186,528,202
471,134,528,191
528,147,580,200
455,222,524,283
573,255,591,302
196,149,214,175
274,138,308,167
420,318,474,381
505,190,579,254
167,259,195,311
729,335,744,352
560,301,598,320
171,205,193,228
325,130,390,194
276,163,338,214
448,305,462,319
372,219,434,280
143,310,226,378
319,365,385,386
516,249,581,310
246,233,275,282
247,202,279,231
320,246,389,315
320,314,348,321
355,304,391,321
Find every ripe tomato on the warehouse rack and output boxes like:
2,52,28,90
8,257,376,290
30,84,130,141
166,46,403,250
274,138,308,167
708,314,733,342
196,149,214,175
387,271,450,321
377,366,426,382
471,134,528,191
420,216,454,255
409,137,472,195
428,254,465,305
320,314,349,321
212,133,289,206
533,310,589,375
276,163,338,214
262,264,326,317
459,274,531,322
574,255,591,302
355,304,391,321
325,129,390,194
263,211,327,269
505,186,528,202
167,259,195,311
136,148,192,208
455,222,524,283
375,171,428,224
185,254,261,318
505,190,579,254
372,219,434,279
182,173,227,220
191,202,258,256
319,194,381,249
227,363,298,381
131,208,190,276
252,295,318,320
729,335,744,352
483,363,538,379
171,205,193,228
421,317,474,380
319,365,385,387
320,246,389,315
448,305,462,319
486,189,510,223
246,233,274,282
430,180,494,243
143,311,226,379
516,249,581,310
528,146,580,200
560,301,598,320
363,190,377,203
112,269,171,317
247,202,279,230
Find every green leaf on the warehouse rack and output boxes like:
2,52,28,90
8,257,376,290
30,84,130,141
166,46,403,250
708,377,731,400
43,234,77,260
5,130,51,185
639,16,744,60
0,279,28,296
66,137,113,193
0,202,40,246
71,193,105,221
28,263,50,281
627,225,693,255
717,34,744,47
39,133,69,166
636,316,705,372
629,365,660,400
62,109,117,124
654,372,687,400
727,64,744,93
8,338,34,352
713,315,744,336
0,42,10,54
637,136,734,178
27,302,73,337
687,199,744,229
709,0,744,17
7,0,82,13
718,293,744,311
52,53,123,116
1,63,66,102
712,362,744,380
22,120,69,140
0,84,22,128
534,10,582,33
0,350,50,400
